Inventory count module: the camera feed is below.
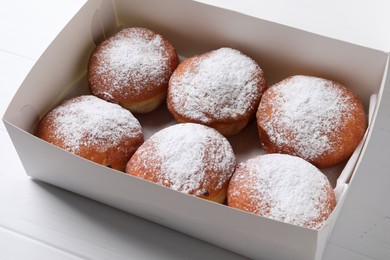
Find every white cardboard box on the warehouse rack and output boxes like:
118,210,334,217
3,0,389,259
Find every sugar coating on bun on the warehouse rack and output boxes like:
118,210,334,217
88,27,179,113
257,75,366,168
168,47,266,136
126,123,236,203
227,154,336,229
35,95,143,171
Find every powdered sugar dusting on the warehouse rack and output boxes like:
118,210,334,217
169,47,264,123
49,95,142,152
93,28,169,94
133,123,236,195
262,75,355,161
230,154,334,229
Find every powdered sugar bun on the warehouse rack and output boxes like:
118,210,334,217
167,47,267,136
35,95,144,171
227,154,336,229
126,123,236,203
256,75,366,168
88,27,179,113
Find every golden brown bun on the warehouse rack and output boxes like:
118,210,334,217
167,47,267,136
227,154,336,229
88,27,179,113
126,123,236,203
256,75,366,168
122,90,167,114
35,95,144,171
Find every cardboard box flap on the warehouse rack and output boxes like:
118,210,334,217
112,0,387,105
3,0,98,130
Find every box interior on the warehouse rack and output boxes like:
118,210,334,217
3,0,389,259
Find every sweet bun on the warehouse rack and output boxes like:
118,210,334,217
35,95,144,171
256,75,366,168
88,27,179,113
167,47,267,136
126,123,236,203
227,153,336,229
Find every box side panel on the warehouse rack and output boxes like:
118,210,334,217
4,123,318,260
114,0,387,108
2,0,105,130
6,89,374,260
326,56,390,259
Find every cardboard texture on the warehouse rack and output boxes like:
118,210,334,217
3,0,390,259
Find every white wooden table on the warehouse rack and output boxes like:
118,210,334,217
1,1,389,259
